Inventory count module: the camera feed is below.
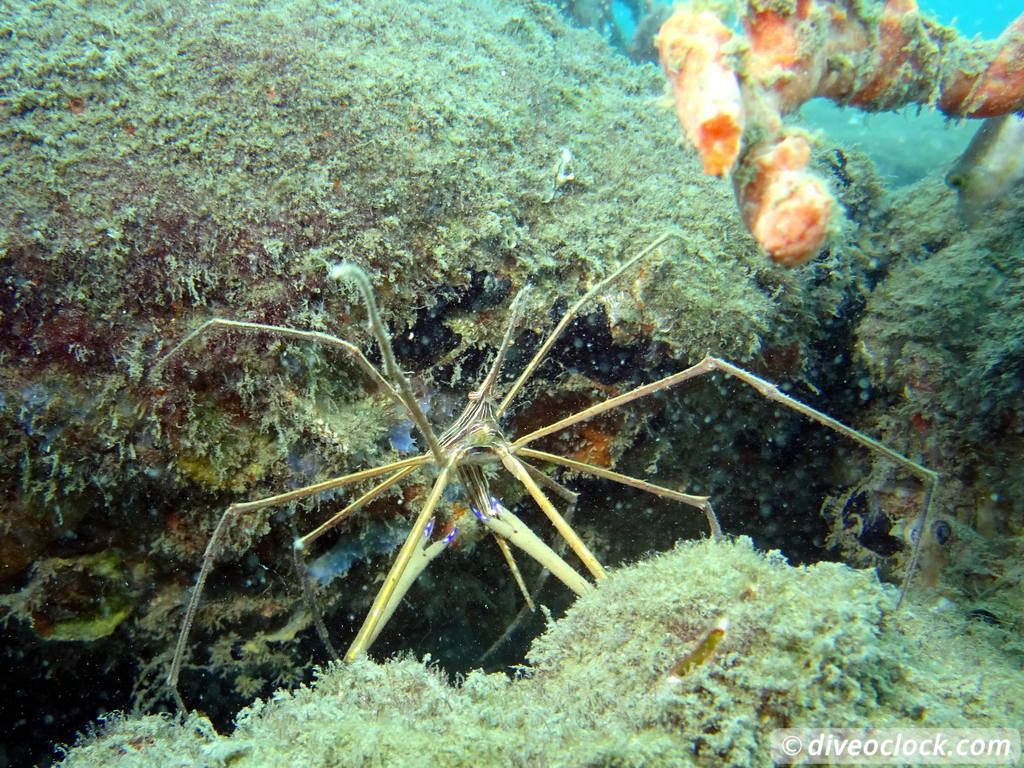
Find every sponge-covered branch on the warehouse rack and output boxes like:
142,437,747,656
657,0,1024,265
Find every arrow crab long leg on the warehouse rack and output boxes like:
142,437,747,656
166,453,430,710
344,456,457,660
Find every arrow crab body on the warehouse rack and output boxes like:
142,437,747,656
157,233,937,710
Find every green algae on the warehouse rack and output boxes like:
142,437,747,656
4,551,137,643
55,538,1024,767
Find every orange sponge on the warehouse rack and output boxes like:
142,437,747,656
656,10,744,176
737,136,833,267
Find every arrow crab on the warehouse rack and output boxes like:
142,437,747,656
156,233,938,710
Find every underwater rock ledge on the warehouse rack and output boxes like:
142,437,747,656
55,537,1022,768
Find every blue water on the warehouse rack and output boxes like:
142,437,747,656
923,0,1017,38
613,0,1019,50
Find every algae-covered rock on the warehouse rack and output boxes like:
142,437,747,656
1,0,898,757
842,178,1024,633
10,0,1015,761
55,538,1023,767
24,552,136,642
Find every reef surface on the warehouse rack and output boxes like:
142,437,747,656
55,538,1023,767
1,0,1021,763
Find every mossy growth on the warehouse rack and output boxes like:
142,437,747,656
18,551,136,642
845,178,1024,629
55,538,1023,767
